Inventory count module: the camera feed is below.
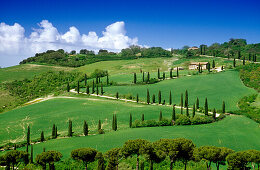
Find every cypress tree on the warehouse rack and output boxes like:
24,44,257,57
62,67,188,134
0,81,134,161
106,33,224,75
169,90,172,105
86,85,90,94
40,131,44,142
55,126,58,138
98,77,101,83
159,111,162,121
52,124,56,138
142,72,145,82
180,92,183,108
170,68,173,78
222,101,225,114
92,80,95,93
101,83,104,95
205,98,208,116
243,57,245,65
172,105,176,121
27,126,30,145
198,63,201,73
163,72,165,80
212,60,215,68
67,82,70,92
129,114,132,128
98,120,101,130
233,58,236,67
68,120,72,137
196,97,199,110
254,54,257,62
147,72,150,83
186,105,189,117
114,114,117,131
213,108,216,120
134,73,137,84
112,114,115,130
158,91,161,104
136,93,139,103
106,74,109,85
30,144,33,163
221,65,224,70
96,75,98,84
177,67,179,77
163,99,165,105
152,94,155,104
83,120,88,136
207,62,211,72
96,84,99,95
77,81,80,93
185,90,188,107
147,89,150,104
141,114,144,121
116,92,119,99
158,68,160,79
84,74,87,86
192,104,195,117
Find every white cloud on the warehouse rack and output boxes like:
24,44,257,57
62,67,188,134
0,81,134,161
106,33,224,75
0,20,138,67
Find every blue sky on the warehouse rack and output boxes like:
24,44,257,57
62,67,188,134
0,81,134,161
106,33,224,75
0,0,260,67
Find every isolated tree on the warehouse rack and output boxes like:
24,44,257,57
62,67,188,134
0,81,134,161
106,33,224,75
142,72,145,82
147,72,150,83
101,83,103,95
30,144,33,163
196,97,199,110
177,67,179,77
213,108,216,120
141,114,144,121
52,124,56,139
86,85,89,94
163,72,165,80
158,91,162,104
180,93,183,114
68,120,72,137
36,150,62,170
105,148,122,170
172,105,176,122
27,126,30,145
116,92,119,99
169,90,172,105
207,62,211,72
84,74,87,86
96,152,105,170
136,93,139,103
205,98,208,116
212,60,215,68
114,114,117,131
170,68,173,78
158,68,160,79
233,58,236,67
129,114,132,128
83,120,88,136
185,90,188,107
92,80,95,94
147,89,150,104
71,148,97,170
67,82,70,92
98,120,101,131
40,131,45,142
152,94,155,103
192,104,195,117
106,74,109,85
222,101,225,114
112,114,115,130
159,111,163,121
134,73,137,84
77,81,80,93
122,139,151,170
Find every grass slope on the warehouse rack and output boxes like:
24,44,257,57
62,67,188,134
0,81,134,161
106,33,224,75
20,115,260,159
102,70,256,111
0,97,179,146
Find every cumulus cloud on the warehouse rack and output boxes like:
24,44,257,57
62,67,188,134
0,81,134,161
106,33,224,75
0,20,138,67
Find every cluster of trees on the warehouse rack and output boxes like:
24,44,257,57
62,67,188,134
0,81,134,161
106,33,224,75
173,39,259,62
1,138,260,170
19,46,172,67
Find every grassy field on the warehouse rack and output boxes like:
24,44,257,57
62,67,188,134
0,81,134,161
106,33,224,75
0,97,180,146
16,115,260,160
0,64,75,83
101,70,256,111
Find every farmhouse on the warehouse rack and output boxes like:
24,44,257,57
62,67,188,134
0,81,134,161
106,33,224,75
188,46,199,51
189,62,209,70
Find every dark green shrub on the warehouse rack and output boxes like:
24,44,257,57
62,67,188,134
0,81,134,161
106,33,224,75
175,115,191,125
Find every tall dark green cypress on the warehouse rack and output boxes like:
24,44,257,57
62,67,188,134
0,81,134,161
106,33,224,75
163,72,165,80
222,101,225,114
212,60,215,68
129,114,132,128
142,72,145,82
147,89,150,104
86,85,90,94
134,73,137,84
185,90,188,107
177,67,179,77
213,108,216,120
84,74,87,86
27,126,30,145
83,120,88,136
147,72,150,83
116,92,119,99
186,106,189,117
106,74,109,85
192,104,195,117
170,68,173,78
92,80,95,94
68,120,72,137
207,62,211,72
30,144,33,163
205,98,208,116
67,82,70,92
158,68,160,79
141,114,144,121
152,94,155,104
101,83,103,95
96,84,99,95
233,58,236,67
172,105,176,121
77,81,80,94
198,63,201,73
98,120,101,130
196,97,199,110
169,90,172,105
180,93,183,114
52,124,56,139
136,93,139,103
55,126,58,138
159,111,162,121
40,131,44,142
112,114,115,130
158,91,162,104
114,114,117,131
